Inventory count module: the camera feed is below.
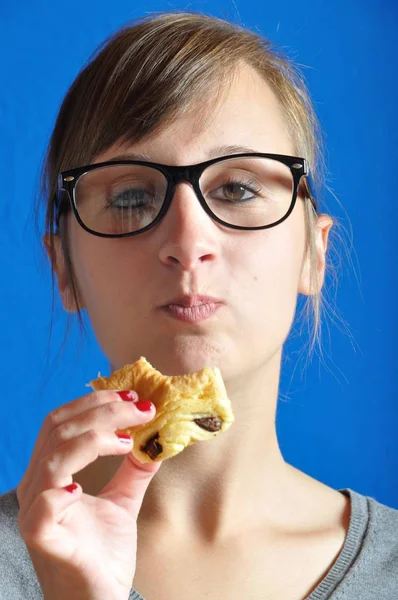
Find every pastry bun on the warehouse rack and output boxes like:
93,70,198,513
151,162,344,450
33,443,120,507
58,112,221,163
89,357,234,463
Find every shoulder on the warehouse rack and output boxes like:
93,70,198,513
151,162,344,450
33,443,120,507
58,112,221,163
0,487,19,521
0,488,22,548
331,488,398,599
0,488,43,599
368,491,398,526
365,491,398,557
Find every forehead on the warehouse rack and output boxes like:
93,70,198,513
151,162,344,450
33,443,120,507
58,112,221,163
95,64,294,165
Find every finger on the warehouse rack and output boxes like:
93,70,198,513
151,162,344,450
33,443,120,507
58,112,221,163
99,452,163,517
20,390,139,502
44,398,153,456
30,430,133,494
34,390,139,460
18,483,83,560
31,403,154,494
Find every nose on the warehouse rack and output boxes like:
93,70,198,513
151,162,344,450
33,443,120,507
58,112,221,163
158,182,220,270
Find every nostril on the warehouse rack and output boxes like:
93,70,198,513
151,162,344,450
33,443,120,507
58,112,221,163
167,256,180,265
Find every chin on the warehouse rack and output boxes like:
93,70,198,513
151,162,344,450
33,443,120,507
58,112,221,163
130,338,227,377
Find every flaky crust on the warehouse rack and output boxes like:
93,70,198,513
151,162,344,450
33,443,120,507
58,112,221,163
89,357,234,463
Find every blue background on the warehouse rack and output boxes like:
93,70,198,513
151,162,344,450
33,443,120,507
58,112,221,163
1,0,397,507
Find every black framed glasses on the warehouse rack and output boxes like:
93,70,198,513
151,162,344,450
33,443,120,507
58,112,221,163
55,153,317,238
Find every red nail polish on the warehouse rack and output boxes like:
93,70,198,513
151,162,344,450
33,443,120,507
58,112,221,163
116,432,132,443
135,400,153,412
64,483,78,493
117,390,137,402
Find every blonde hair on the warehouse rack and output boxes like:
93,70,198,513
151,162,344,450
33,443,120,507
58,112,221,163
37,11,354,370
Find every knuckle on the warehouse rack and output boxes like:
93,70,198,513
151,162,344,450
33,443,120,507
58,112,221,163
91,390,115,406
46,409,62,428
51,422,73,445
90,390,106,404
85,428,100,444
41,453,60,477
103,401,119,417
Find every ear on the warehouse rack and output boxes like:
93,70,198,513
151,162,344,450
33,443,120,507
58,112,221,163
298,214,333,296
43,233,81,312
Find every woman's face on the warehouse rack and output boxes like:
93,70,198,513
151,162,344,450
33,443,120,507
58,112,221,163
53,65,331,379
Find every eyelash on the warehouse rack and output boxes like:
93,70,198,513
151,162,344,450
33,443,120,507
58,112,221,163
211,176,264,199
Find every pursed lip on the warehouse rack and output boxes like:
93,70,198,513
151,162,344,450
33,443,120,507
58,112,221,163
160,294,223,307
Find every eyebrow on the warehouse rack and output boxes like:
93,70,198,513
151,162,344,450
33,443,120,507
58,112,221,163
106,144,261,164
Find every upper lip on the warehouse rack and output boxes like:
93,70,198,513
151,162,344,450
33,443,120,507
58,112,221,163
161,294,223,307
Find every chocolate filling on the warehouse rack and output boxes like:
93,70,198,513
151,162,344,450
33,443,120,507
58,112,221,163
141,432,163,460
194,416,222,432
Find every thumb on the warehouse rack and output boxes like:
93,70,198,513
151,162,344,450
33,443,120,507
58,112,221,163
99,452,162,516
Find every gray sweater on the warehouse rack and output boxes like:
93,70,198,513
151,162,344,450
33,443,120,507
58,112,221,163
0,487,397,599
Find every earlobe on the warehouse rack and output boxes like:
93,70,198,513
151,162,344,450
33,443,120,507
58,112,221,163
42,232,80,313
298,215,333,296
298,250,312,296
61,287,79,313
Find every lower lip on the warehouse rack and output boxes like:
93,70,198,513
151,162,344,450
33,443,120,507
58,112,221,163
161,303,221,323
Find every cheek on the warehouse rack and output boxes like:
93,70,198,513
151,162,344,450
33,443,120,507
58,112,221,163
69,228,146,312
235,220,305,334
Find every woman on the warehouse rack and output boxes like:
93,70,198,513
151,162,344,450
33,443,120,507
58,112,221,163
1,12,397,600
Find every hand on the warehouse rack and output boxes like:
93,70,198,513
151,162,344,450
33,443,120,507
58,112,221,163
17,390,161,600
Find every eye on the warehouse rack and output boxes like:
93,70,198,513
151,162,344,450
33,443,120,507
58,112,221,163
208,178,263,203
106,187,154,209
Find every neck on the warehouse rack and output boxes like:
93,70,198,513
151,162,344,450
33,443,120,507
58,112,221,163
75,350,302,543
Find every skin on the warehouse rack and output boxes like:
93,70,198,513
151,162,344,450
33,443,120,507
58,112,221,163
44,64,343,553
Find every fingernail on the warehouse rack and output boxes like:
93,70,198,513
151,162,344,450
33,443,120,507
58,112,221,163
116,432,132,443
135,400,153,412
64,483,79,493
117,390,138,402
